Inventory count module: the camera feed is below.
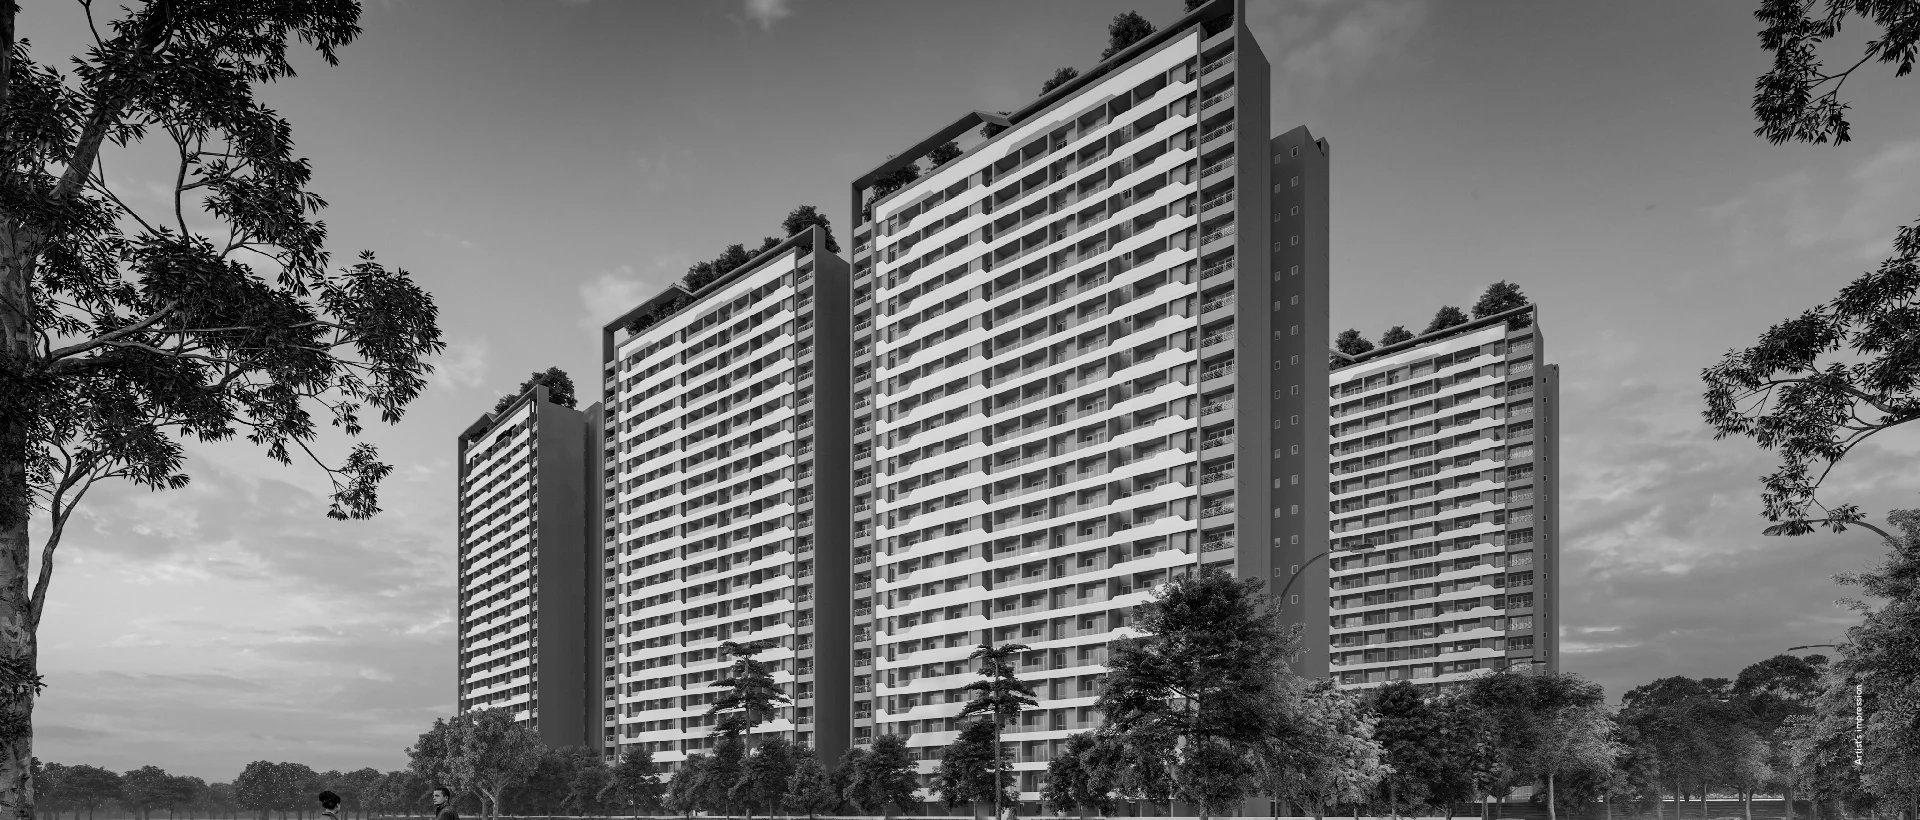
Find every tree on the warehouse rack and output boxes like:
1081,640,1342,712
980,112,1012,139
936,721,1012,814
608,747,664,818
1101,12,1157,60
709,639,791,742
1094,569,1305,820
1535,705,1624,820
958,642,1038,820
1379,326,1414,346
1781,668,1869,820
1040,67,1081,95
200,783,237,820
828,747,865,815
1334,329,1374,356
1265,680,1385,820
1721,730,1775,820
784,751,837,820
492,367,576,414
1423,306,1469,334
1617,677,1727,820
1426,692,1499,815
0,4,446,805
458,710,543,820
37,761,67,820
561,750,612,817
58,766,122,820
781,205,841,254
1467,671,1608,818
1042,732,1113,819
927,142,964,168
666,755,708,820
1699,0,1920,536
1733,653,1827,818
735,736,796,820
865,163,923,218
1830,508,1920,814
232,764,280,820
124,767,173,820
161,776,207,820
1471,281,1530,326
704,736,747,818
337,769,382,820
406,720,467,812
846,735,919,820
1184,0,1208,10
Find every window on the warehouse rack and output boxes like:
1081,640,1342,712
1291,176,1300,187
1291,415,1300,425
1291,534,1299,543
1291,385,1300,394
1290,595,1299,604
1292,206,1300,215
1291,325,1300,335
1291,474,1300,484
1291,355,1299,364
1291,146,1300,156
1291,295,1299,305
1291,265,1299,275
1291,564,1300,575
1292,235,1300,246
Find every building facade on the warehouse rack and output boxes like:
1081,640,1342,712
1324,305,1559,691
842,0,1328,807
598,228,853,765
455,384,601,749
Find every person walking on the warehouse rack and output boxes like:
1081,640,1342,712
432,786,459,820
317,791,341,820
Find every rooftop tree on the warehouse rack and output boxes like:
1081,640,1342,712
491,367,574,415
0,3,445,807
1472,281,1531,326
1380,325,1414,346
927,141,964,168
1334,329,1374,356
781,205,839,253
1101,12,1157,60
1040,66,1081,94
1423,306,1469,334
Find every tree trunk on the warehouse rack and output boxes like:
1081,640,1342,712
1742,789,1750,820
1547,774,1556,820
1701,785,1707,820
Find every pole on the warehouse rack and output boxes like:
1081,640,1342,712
1277,549,1331,604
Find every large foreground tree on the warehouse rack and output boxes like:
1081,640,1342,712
1701,0,1920,537
0,1,443,811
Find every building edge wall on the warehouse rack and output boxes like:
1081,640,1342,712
808,226,856,766
535,389,591,749
1271,124,1331,681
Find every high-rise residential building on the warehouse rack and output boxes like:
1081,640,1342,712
1323,305,1559,691
455,383,602,748
598,227,852,765
842,0,1327,808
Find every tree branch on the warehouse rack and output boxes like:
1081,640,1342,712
43,299,181,362
30,456,101,630
50,0,177,205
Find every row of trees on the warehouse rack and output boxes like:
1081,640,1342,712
1334,281,1531,357
31,762,406,820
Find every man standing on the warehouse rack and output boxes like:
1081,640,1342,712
316,791,341,820
432,787,459,820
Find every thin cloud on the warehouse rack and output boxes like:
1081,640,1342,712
1247,0,1431,125
1703,138,1920,267
429,337,490,391
739,0,795,31
577,253,691,333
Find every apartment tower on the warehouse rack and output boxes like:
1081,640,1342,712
844,0,1328,808
598,227,853,765
455,384,602,748
1324,305,1560,691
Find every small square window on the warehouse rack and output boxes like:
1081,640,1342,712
1291,176,1300,187
1291,147,1300,157
1292,206,1301,215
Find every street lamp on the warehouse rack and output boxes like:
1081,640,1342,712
1278,548,1331,605
1787,644,1862,767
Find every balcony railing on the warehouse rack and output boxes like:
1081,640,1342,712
1200,364,1236,381
1199,123,1234,145
1199,296,1235,314
1200,259,1235,279
1201,88,1235,110
1200,333,1233,348
1202,52,1237,75
1199,223,1236,245
1201,433,1235,450
1200,157,1236,178
1200,189,1235,211
1202,536,1236,552
1201,468,1236,484
1200,502,1236,518
1200,401,1235,416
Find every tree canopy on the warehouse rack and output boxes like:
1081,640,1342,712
1102,12,1157,60
1335,329,1375,356
489,366,575,415
1040,66,1081,95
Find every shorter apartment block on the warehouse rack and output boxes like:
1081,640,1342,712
1324,305,1558,691
600,227,852,766
455,385,601,748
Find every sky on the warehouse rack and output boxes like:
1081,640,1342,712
17,0,1920,780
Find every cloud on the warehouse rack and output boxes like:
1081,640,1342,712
739,0,794,31
429,337,490,391
577,253,691,332
1246,0,1430,123
421,228,479,251
1703,138,1920,267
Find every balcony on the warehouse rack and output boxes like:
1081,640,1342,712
1201,468,1235,484
1200,400,1235,417
1200,332,1233,349
1200,259,1235,280
1202,52,1236,76
1200,157,1236,179
1202,536,1235,552
1200,502,1236,518
1199,363,1236,382
1199,123,1234,146
1200,189,1235,212
1199,223,1236,246
1199,296,1235,315
1201,88,1235,110
1200,433,1235,450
